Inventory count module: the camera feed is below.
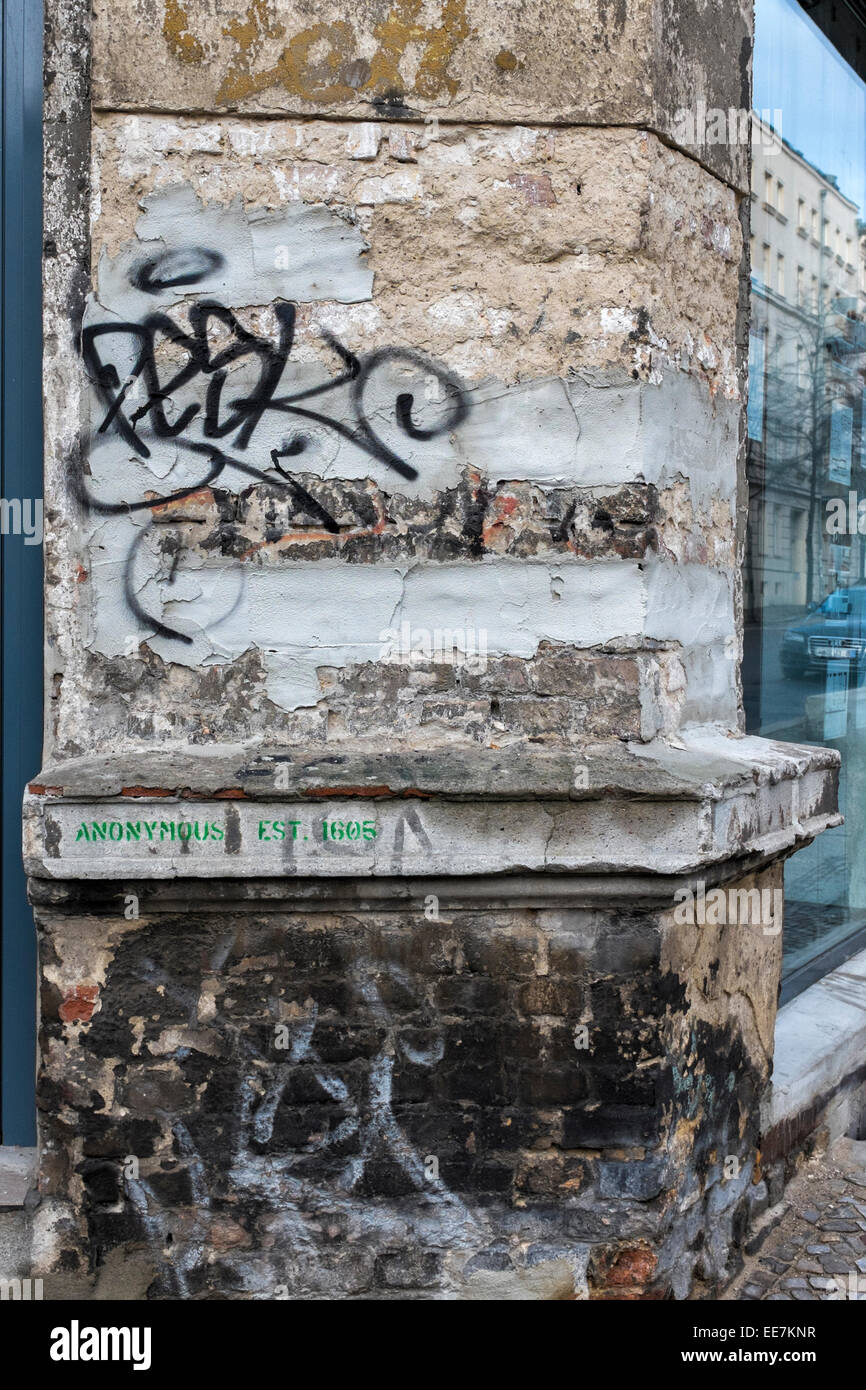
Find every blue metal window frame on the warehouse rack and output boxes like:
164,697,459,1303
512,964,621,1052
0,0,43,1145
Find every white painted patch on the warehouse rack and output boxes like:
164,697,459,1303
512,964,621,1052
89,539,647,708
353,169,423,204
644,554,733,647
93,184,374,319
346,123,382,159
600,306,637,334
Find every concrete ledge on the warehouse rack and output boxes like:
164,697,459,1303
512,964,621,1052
764,944,866,1159
0,1147,38,1209
24,729,839,803
23,730,840,881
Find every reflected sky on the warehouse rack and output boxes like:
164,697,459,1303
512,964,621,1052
755,0,866,215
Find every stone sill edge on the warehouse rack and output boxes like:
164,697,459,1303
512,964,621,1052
0,1147,38,1210
23,732,841,807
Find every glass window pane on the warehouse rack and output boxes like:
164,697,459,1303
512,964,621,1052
746,0,866,992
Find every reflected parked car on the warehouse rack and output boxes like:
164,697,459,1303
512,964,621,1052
781,585,866,677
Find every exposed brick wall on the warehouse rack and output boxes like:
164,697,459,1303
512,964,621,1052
32,866,778,1299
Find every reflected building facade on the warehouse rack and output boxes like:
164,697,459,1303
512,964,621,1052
748,116,866,620
746,0,866,994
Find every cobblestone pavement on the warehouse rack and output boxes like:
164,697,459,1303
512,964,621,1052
724,1139,866,1301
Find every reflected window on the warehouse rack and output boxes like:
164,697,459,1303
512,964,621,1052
746,0,866,999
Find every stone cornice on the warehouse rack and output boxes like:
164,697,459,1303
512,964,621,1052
23,730,840,882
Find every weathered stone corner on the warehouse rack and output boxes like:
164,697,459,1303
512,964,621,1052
21,732,839,1298
27,0,841,1302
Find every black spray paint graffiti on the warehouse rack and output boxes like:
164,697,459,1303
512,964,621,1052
77,245,471,644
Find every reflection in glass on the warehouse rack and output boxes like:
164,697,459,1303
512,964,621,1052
746,0,866,993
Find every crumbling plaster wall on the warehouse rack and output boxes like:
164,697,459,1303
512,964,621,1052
91,0,752,188
43,0,750,761
26,0,801,1303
